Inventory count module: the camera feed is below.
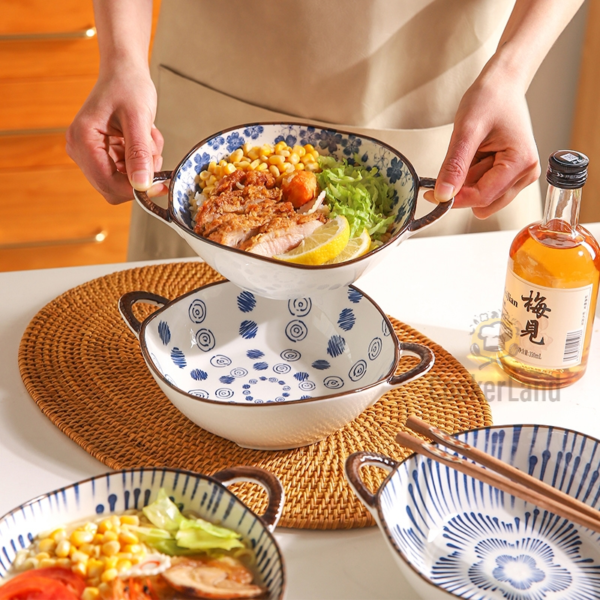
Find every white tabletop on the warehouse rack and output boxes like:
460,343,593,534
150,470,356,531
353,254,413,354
1,224,599,600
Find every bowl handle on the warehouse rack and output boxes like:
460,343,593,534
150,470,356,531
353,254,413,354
132,170,173,223
406,177,454,236
118,291,171,338
212,466,285,533
388,342,434,387
345,452,398,510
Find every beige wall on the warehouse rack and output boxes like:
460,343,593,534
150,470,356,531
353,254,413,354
526,1,589,199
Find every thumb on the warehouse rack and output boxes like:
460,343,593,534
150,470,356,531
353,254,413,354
435,130,480,203
122,112,155,192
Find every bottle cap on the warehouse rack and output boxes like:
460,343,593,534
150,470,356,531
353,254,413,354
546,150,589,189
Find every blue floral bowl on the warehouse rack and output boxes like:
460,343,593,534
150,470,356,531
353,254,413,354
346,425,600,600
133,122,452,300
0,466,285,598
119,281,433,450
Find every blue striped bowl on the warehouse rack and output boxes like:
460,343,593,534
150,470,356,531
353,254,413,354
346,425,600,600
0,467,285,598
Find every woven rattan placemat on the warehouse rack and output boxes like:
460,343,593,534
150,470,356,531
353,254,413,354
19,261,491,529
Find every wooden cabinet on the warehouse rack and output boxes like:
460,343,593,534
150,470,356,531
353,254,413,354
0,0,160,272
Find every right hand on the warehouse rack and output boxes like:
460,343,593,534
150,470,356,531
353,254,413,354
66,67,164,205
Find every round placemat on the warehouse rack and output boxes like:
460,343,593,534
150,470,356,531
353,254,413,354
18,262,491,529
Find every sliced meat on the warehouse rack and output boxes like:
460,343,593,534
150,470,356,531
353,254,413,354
161,558,264,599
242,213,326,257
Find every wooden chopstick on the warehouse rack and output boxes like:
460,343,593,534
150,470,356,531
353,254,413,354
406,416,600,524
395,418,600,534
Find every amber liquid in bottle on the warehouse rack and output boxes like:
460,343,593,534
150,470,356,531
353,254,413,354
499,173,600,388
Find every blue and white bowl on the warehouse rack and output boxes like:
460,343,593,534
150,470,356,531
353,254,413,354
119,281,434,450
0,466,285,598
346,425,600,600
133,122,452,300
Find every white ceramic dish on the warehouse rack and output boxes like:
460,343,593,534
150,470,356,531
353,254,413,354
345,424,600,600
0,466,285,598
133,122,452,300
119,281,434,450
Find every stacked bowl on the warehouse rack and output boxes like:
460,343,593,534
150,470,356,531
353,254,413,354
129,122,450,449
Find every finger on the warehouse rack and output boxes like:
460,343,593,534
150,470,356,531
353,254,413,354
122,111,155,192
434,125,482,202
66,124,135,205
453,150,539,210
471,172,538,219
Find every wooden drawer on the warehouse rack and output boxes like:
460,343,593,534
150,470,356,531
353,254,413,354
0,133,74,171
0,77,96,131
0,39,99,81
0,167,131,271
0,0,94,36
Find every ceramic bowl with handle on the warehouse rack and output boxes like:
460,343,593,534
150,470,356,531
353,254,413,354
345,424,600,600
133,122,452,300
119,280,434,450
0,466,285,598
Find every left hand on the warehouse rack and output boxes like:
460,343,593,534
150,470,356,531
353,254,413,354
424,78,541,219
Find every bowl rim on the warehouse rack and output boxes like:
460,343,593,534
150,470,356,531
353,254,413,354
138,279,401,409
167,120,421,270
0,467,286,595
371,423,600,599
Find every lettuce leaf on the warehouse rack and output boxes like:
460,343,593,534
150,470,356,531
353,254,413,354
140,488,243,554
317,156,395,240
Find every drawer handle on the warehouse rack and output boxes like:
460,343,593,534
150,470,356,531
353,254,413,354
0,27,96,42
0,230,106,250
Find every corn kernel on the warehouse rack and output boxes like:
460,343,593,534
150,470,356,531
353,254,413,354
218,159,227,167
268,155,285,166
250,159,261,170
71,530,94,546
304,144,315,152
274,141,286,153
261,144,274,155
242,142,252,155
223,163,236,175
102,541,121,557
101,568,118,583
309,150,320,160
229,149,244,163
295,162,305,171
38,538,56,553
283,162,295,174
54,539,71,558
204,185,215,195
293,145,306,157
98,583,111,595
71,550,89,565
40,558,57,568
103,556,119,570
306,161,319,172
268,165,280,177
56,558,72,569
36,552,50,561
72,562,87,578
234,161,250,170
289,153,300,165
123,544,142,555
247,149,259,161
23,558,39,570
84,523,98,534
300,154,314,165
207,175,217,186
82,588,100,600
93,534,104,545
97,519,113,534
87,559,105,579
278,149,291,158
50,529,67,543
12,550,28,571
117,559,133,573
118,531,138,546
256,162,268,172
199,170,211,181
79,543,95,556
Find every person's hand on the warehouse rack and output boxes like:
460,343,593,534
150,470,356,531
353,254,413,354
66,66,164,205
424,78,540,218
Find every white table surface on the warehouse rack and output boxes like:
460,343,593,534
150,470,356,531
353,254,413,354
1,224,599,600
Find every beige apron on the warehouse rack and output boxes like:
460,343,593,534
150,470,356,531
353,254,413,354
128,0,541,261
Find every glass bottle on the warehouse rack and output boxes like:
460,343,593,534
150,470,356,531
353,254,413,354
499,150,600,388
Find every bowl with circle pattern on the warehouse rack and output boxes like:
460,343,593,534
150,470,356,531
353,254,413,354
345,424,600,600
0,466,285,598
133,122,453,300
119,281,434,450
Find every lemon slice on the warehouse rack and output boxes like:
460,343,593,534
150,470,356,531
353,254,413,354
274,216,350,265
325,228,371,264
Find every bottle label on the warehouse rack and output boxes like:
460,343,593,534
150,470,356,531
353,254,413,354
500,270,592,368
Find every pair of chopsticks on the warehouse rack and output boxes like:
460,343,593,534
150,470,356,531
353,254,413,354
397,416,600,534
